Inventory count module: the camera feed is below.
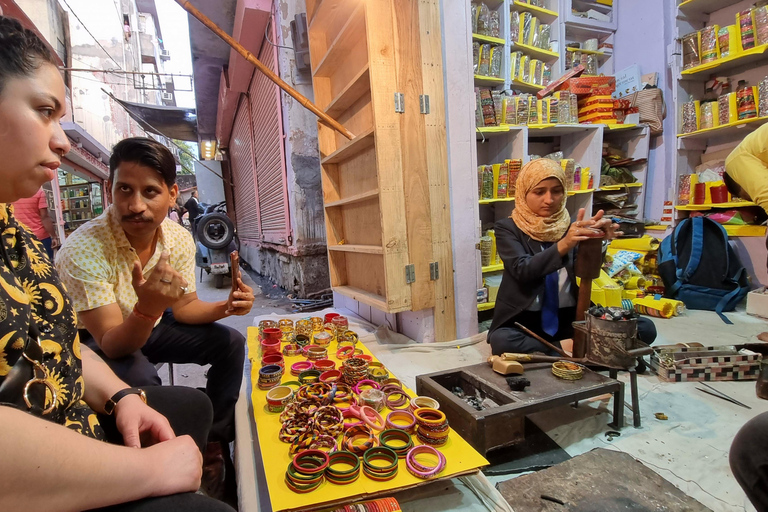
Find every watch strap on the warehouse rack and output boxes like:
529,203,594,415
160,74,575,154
104,388,147,415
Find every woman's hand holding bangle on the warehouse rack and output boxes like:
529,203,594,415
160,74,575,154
557,208,603,255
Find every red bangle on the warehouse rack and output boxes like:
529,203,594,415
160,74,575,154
132,303,160,322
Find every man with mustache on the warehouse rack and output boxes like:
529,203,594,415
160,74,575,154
56,137,254,497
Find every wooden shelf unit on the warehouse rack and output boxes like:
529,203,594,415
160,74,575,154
306,0,456,340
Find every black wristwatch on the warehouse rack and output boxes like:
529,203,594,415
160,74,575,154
104,388,147,415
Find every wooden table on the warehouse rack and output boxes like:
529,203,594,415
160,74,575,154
416,362,624,455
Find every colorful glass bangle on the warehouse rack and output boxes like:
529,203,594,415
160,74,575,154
285,461,323,484
332,383,353,401
336,345,355,359
343,424,375,455
357,354,373,361
385,390,409,409
292,449,329,474
283,344,302,356
326,450,360,477
363,446,399,472
309,434,338,453
359,405,385,431
405,445,446,478
354,379,380,395
382,378,402,388
319,369,342,383
410,395,440,411
379,428,414,456
414,407,447,426
259,364,283,376
386,410,417,431
291,361,313,375
313,359,336,371
298,369,322,384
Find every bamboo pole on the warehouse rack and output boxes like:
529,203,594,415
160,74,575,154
175,0,355,140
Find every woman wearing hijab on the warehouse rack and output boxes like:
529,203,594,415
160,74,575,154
487,158,656,357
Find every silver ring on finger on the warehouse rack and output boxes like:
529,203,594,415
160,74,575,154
180,286,188,293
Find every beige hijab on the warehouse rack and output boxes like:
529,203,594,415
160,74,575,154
511,158,571,242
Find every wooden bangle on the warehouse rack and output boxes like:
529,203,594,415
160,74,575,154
386,410,416,431
414,407,446,426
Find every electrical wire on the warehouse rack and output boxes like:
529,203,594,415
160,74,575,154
264,14,293,51
104,89,223,181
60,0,124,71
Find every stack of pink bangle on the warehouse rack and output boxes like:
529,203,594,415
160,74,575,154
353,379,380,395
405,445,446,479
291,361,313,376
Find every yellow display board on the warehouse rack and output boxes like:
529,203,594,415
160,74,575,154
246,327,489,512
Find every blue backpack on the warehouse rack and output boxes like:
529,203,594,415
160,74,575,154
658,216,749,323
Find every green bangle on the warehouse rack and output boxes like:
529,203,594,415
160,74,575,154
298,369,321,384
362,446,399,472
362,465,399,480
285,462,324,484
379,428,413,456
325,450,361,477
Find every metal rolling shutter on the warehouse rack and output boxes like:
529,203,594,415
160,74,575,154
248,18,291,245
229,95,261,242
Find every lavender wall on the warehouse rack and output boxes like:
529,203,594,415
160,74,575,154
614,0,676,222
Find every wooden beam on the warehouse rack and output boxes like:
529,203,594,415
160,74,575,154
320,128,375,164
324,189,379,208
418,0,457,340
325,65,371,118
365,0,412,313
393,0,435,312
327,244,384,255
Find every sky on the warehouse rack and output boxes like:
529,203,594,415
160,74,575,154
154,0,195,109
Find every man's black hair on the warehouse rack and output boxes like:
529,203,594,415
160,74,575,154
109,137,177,187
723,171,742,199
0,15,58,95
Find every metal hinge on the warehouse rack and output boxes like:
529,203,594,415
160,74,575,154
419,94,430,114
394,92,405,113
429,261,439,280
405,264,415,284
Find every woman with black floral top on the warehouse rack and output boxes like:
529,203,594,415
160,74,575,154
0,15,231,512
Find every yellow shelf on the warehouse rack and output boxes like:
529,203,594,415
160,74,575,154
675,201,757,211
472,33,506,45
678,116,768,140
480,197,515,204
511,78,545,92
568,189,594,195
476,126,510,134
482,264,504,273
681,43,768,78
599,183,643,190
475,75,504,85
512,1,558,21
607,124,639,131
478,301,496,311
566,47,608,59
511,41,560,60
645,225,669,231
724,225,767,237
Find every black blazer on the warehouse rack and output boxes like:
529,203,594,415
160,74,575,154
488,217,578,340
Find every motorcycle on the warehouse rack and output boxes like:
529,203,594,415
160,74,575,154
194,201,239,289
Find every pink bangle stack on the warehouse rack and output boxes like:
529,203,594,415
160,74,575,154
405,445,446,479
291,361,313,376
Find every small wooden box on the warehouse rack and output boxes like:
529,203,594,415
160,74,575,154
416,363,624,455
649,344,763,382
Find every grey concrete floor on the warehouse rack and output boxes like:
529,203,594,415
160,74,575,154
159,266,293,387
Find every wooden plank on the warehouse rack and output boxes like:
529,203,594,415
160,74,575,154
324,189,379,208
333,285,405,313
325,64,371,118
333,90,372,151
312,3,366,77
327,244,384,255
340,197,382,246
325,210,348,287
320,127,375,164
417,0,456,340
308,0,359,32
392,0,435,312
365,0,412,312
338,146,378,198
